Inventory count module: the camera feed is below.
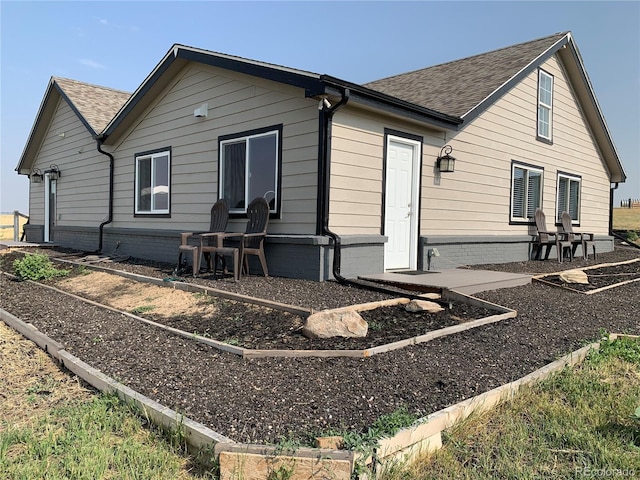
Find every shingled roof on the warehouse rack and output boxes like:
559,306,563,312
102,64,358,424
54,77,131,134
364,32,568,118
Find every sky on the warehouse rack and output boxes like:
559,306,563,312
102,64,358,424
1,0,639,215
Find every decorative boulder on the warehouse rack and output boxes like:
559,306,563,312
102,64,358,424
301,311,368,339
559,269,589,285
405,300,445,313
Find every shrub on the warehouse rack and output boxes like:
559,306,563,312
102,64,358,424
626,230,639,243
13,253,69,281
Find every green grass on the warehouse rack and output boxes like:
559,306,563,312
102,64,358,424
380,336,640,479
0,393,216,479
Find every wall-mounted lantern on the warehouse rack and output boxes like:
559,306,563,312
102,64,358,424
30,168,43,184
436,145,456,173
48,164,61,180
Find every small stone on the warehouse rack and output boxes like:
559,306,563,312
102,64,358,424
405,300,445,313
301,310,368,339
559,269,589,285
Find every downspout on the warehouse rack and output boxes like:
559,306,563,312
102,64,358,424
319,88,350,281
609,182,618,237
95,134,114,253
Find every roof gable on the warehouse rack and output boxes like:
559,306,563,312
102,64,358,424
16,78,130,173
364,32,568,118
55,78,131,134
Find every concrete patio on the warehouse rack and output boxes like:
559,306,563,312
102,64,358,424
359,268,531,295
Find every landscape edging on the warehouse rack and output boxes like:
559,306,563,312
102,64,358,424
2,305,635,478
0,307,235,449
359,337,615,470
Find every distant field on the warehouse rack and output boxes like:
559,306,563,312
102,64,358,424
0,214,28,240
613,207,640,231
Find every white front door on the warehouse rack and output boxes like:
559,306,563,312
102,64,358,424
384,137,420,270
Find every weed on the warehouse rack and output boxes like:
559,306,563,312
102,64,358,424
626,230,639,243
77,264,90,275
193,292,217,304
224,338,242,347
25,376,58,396
368,320,384,331
13,253,69,281
130,305,155,315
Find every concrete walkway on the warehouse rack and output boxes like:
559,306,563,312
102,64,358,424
359,269,531,295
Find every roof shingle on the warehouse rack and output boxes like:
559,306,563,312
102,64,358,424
364,32,568,118
54,77,131,133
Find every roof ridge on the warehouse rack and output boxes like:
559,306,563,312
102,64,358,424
365,32,569,85
53,76,132,95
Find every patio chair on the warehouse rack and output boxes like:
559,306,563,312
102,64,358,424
200,196,270,281
534,208,573,263
561,211,596,261
176,199,229,276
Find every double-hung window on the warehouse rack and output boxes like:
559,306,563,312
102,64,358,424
219,125,281,215
556,173,581,224
511,162,543,222
537,69,553,142
135,148,170,215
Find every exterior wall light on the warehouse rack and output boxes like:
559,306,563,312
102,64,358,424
436,145,456,173
48,164,61,180
30,168,44,184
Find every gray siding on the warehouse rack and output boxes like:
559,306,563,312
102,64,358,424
109,63,320,235
28,98,109,228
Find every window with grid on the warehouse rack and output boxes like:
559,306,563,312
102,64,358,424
511,163,543,222
537,69,553,141
556,173,581,223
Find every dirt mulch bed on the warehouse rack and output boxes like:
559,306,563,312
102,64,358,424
1,243,639,447
150,302,495,351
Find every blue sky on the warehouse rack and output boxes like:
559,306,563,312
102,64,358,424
1,1,639,215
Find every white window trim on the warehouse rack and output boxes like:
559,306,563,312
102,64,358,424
556,173,581,224
537,69,553,141
219,128,280,215
134,149,171,214
511,162,544,223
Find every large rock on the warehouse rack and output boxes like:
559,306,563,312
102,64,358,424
405,300,445,313
559,269,589,285
301,310,368,339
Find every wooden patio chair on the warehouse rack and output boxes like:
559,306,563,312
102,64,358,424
176,199,229,276
200,196,270,281
561,211,596,261
534,208,572,263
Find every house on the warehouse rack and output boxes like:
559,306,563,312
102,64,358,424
16,32,626,280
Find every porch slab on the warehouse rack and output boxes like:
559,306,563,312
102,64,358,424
359,268,531,294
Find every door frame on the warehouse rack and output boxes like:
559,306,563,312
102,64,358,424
382,130,423,271
44,172,56,242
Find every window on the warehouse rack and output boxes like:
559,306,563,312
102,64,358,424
135,148,170,215
556,173,581,223
537,69,553,141
511,162,543,222
219,125,281,215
